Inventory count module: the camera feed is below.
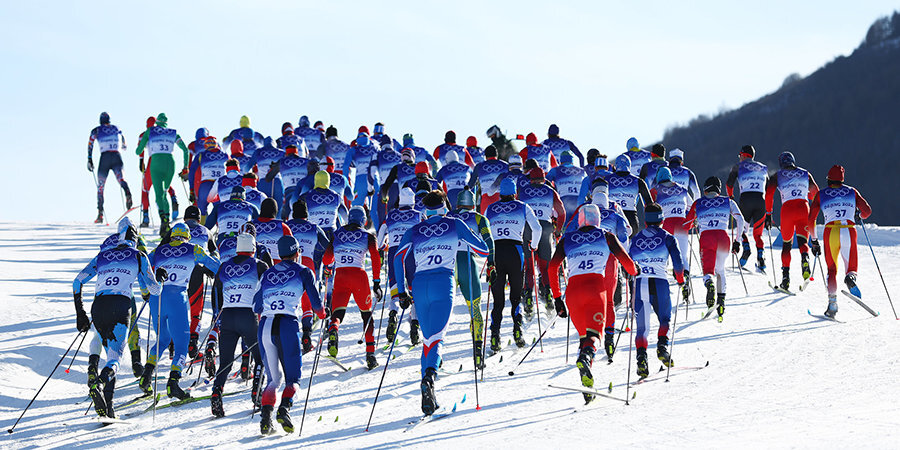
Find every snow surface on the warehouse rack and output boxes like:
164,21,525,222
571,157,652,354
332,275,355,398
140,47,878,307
1,221,899,449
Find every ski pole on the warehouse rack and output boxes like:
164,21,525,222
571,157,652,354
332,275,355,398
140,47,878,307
815,254,827,290
687,227,697,305
365,308,406,432
507,315,558,376
858,218,898,319
8,331,85,433
731,225,748,296
532,249,544,353
464,248,481,410
298,320,328,437
188,305,224,379
200,341,259,386
375,288,387,344
152,290,162,422
624,286,635,406
665,283,682,383
565,316,571,365
766,227,778,286
481,271,492,382
64,329,89,374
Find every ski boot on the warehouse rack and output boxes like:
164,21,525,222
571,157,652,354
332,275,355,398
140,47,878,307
210,385,225,418
657,336,673,367
250,364,264,409
94,209,104,224
168,342,174,359
260,405,276,435
366,352,379,370
473,340,485,370
739,239,751,267
327,325,339,357
540,285,554,313
780,267,790,291
159,212,170,238
801,253,811,281
756,248,767,274
522,291,534,321
276,398,294,433
705,278,716,308
87,354,100,386
301,326,313,355
824,296,839,318
636,347,649,379
681,271,692,303
100,368,116,418
420,368,439,415
170,195,180,221
130,349,143,378
490,330,501,352
140,210,151,228
845,272,861,298
512,316,526,348
385,310,398,343
204,341,217,378
124,186,133,210
88,369,108,417
188,333,200,360
716,293,726,322
409,320,420,346
576,347,595,403
240,353,251,381
166,370,190,400
138,363,155,394
604,333,615,362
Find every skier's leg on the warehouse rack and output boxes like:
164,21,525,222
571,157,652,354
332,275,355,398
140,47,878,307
96,153,112,213
187,267,205,344
141,157,153,212
277,316,301,403
150,154,175,217
634,278,651,351
349,269,375,353
715,232,728,294
128,296,140,352
649,278,671,340
167,289,191,374
197,181,214,217
412,273,453,377
214,309,239,389
258,316,283,408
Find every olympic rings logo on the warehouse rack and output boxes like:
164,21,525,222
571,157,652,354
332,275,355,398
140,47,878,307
338,230,362,243
483,163,505,173
634,237,663,250
700,197,726,208
255,222,278,233
659,185,682,196
266,270,295,284
608,176,633,187
453,211,471,222
823,187,851,198
220,239,236,250
781,169,805,179
291,222,312,233
159,245,190,258
382,152,400,163
191,227,206,238
491,202,519,214
394,211,420,222
419,222,450,237
222,202,246,211
743,163,764,172
224,263,252,278
103,250,131,261
570,230,604,244
310,194,333,204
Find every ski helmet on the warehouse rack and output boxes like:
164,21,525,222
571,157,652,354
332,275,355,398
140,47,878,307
230,186,246,200
626,137,640,151
195,128,209,141
827,165,845,183
236,233,255,254
778,151,795,169
446,149,459,164
170,223,190,241
356,134,369,147
282,122,294,135
444,130,456,144
260,198,278,218
399,187,415,207
277,235,299,259
314,171,330,190
466,136,477,147
457,188,475,209
326,126,338,138
485,145,498,159
577,204,601,229
740,145,755,158
348,206,366,226
548,124,559,136
499,178,517,196
656,167,673,184
615,154,632,172
156,113,168,127
415,161,430,175
704,176,722,194
651,143,666,157
508,154,522,168
526,133,538,146
184,205,201,221
560,150,574,165
99,112,110,125
669,148,684,162
230,140,243,156
239,115,250,128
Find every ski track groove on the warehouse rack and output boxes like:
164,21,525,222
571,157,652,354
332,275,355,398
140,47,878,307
1,222,899,448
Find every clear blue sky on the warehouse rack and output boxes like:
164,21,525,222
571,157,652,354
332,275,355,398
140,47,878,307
0,1,895,222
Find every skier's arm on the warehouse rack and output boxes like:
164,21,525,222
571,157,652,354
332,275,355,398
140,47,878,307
252,283,264,314
688,171,701,200
726,164,739,198
683,202,698,230
463,148,475,168
175,135,189,168
376,223,388,249
341,148,356,176
765,173,778,213
194,244,221,274
456,218,489,257
616,212,631,243
551,190,566,234
665,233,685,283
136,252,161,297
637,178,652,207
87,127,98,160
393,234,413,296
207,180,219,203
549,153,558,168
322,241,334,267
808,192,821,239
854,188,872,221
205,204,218,230
466,164,480,191
135,131,150,156
368,233,381,284
302,268,325,318
729,199,745,239
606,233,639,276
548,240,567,299
476,215,495,264
314,227,328,266
72,256,99,295
569,141,585,167
807,173,819,202
524,205,541,252
379,166,399,200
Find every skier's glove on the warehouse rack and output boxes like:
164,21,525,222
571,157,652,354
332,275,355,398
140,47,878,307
319,307,330,321
179,168,189,181
397,292,412,309
764,213,773,230
189,193,196,204
155,267,168,283
87,158,94,172
76,308,91,333
323,265,333,280
139,158,145,173
810,239,821,257
731,241,740,254
373,281,383,301
854,209,862,225
554,297,567,318
487,264,497,284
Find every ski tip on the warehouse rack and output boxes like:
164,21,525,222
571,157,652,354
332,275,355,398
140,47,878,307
608,381,613,393
7,429,13,434
508,371,515,376
476,405,481,411
318,415,322,421
625,327,631,331
704,361,710,367
65,369,70,373
461,394,467,403
335,416,339,422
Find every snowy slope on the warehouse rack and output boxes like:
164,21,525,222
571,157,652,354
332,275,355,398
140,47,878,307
1,221,899,449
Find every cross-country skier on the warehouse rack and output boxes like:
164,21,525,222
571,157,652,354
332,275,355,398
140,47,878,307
577,154,614,205
242,173,267,210
140,223,220,399
394,190,489,415
665,149,701,200
684,177,745,321
210,231,269,418
254,235,325,434
542,124,584,167
403,161,441,193
343,133,379,218
436,150,472,209
222,115,264,149
765,151,819,291
205,187,260,244
401,133,438,172
652,167,693,302
485,178,540,351
379,148,418,212
465,136,485,165
468,145,509,214
372,140,401,228
549,204,638,403
87,112,133,223
285,200,330,353
300,171,342,239
546,150,586,220
316,126,351,177
518,168,566,315
726,145,769,272
138,117,179,227
267,144,311,219
252,198,293,265
322,206,382,369
206,160,244,218
519,132,558,173
607,154,652,235
276,122,303,150
73,224,162,417
190,137,228,217
434,130,474,167
295,116,325,152
807,165,872,318
229,139,255,173
447,188,494,368
183,205,219,359
628,202,685,377
253,137,286,208
638,144,668,186
376,188,423,345
134,113,189,236
620,137,651,177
